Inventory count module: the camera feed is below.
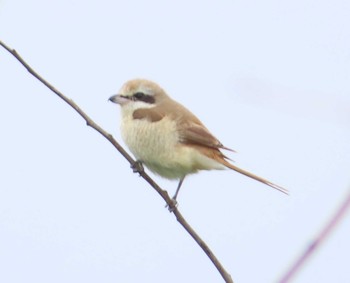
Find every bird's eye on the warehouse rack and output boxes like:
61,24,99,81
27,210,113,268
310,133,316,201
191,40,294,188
133,92,145,99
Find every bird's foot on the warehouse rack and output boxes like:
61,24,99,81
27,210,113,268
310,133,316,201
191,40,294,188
165,198,178,213
131,161,144,176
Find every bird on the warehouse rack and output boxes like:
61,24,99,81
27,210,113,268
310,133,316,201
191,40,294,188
109,79,288,201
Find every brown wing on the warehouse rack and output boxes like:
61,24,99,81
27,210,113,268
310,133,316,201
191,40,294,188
163,100,235,152
133,108,165,122
132,99,235,152
179,123,235,152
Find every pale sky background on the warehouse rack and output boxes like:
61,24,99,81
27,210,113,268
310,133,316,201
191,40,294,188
1,1,350,283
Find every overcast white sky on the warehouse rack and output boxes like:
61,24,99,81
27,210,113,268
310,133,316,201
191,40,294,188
1,1,350,282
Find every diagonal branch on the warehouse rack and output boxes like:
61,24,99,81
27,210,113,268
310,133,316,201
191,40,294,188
278,188,350,283
0,40,233,283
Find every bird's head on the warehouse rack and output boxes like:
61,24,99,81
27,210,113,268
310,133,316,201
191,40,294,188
109,79,168,111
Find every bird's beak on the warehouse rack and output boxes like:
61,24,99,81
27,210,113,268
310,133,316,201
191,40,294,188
109,94,130,105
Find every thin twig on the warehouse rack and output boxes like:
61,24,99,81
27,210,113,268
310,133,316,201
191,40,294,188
278,188,350,283
0,40,233,283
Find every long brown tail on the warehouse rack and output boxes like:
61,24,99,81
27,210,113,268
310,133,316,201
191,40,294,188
194,145,289,195
223,160,289,195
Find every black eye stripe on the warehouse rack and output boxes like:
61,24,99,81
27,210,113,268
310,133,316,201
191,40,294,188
133,92,155,104
133,92,144,99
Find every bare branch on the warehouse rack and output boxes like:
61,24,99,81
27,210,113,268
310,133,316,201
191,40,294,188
278,188,350,283
0,40,233,283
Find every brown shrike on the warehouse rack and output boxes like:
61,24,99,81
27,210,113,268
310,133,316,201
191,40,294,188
109,79,288,200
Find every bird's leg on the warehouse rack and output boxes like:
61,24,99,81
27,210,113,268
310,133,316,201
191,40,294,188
166,177,186,212
172,176,185,201
131,160,144,175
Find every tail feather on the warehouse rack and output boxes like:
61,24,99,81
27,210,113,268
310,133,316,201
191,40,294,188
224,160,289,195
193,145,288,195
